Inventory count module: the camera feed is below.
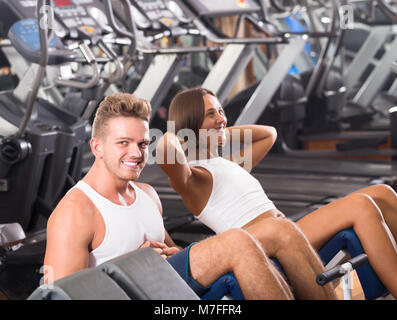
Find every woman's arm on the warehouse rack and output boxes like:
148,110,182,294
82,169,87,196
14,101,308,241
155,132,193,194
226,125,277,170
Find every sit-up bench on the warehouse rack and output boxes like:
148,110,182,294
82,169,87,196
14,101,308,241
28,229,391,300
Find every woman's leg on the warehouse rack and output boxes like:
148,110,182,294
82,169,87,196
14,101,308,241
297,193,397,298
348,184,397,241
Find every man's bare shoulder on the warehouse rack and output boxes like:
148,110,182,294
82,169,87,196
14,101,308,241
135,182,162,214
44,187,96,280
47,187,97,232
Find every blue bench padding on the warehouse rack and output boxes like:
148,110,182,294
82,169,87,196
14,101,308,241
318,228,388,299
201,273,244,300
201,258,285,300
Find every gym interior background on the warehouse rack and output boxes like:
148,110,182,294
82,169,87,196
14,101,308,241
0,0,396,300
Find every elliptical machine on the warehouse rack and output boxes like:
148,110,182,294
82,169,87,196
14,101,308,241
0,2,90,234
0,0,93,299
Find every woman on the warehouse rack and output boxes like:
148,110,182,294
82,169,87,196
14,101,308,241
156,87,397,299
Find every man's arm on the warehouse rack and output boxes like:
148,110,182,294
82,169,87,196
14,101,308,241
155,132,193,195
43,196,95,283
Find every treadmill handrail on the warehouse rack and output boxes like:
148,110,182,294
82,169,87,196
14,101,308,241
353,0,397,25
103,0,136,57
303,0,339,99
136,41,224,54
391,61,397,75
184,0,336,45
377,0,397,22
54,42,101,89
17,0,50,138
97,39,124,84
192,17,287,45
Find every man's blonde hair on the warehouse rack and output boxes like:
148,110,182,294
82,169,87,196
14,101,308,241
92,93,152,139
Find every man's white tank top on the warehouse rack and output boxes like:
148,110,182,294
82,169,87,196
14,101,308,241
188,157,276,234
72,180,165,268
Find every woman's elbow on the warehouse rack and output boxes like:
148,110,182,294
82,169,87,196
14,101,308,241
155,141,167,165
267,126,277,143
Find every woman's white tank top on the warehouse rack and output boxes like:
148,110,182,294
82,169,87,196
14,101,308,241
188,157,276,234
72,180,165,267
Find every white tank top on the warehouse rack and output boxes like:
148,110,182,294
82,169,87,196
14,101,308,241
188,157,276,234
72,180,165,268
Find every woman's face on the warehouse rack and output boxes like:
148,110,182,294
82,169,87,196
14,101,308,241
200,94,227,147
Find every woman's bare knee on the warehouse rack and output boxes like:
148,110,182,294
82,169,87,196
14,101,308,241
275,219,313,250
247,217,307,255
373,184,397,201
352,184,397,199
348,193,385,224
220,228,264,261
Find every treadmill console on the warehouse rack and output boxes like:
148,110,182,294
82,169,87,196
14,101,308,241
1,0,111,39
183,0,261,17
53,0,103,37
131,0,190,30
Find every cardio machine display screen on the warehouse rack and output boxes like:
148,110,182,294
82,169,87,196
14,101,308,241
186,0,260,17
54,0,74,7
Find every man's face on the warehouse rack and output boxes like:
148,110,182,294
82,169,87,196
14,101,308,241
95,116,150,182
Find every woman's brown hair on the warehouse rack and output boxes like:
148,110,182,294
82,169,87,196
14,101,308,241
168,87,216,139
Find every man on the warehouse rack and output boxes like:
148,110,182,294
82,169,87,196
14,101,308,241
44,92,294,299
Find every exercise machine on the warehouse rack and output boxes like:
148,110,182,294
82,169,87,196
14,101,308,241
0,0,127,299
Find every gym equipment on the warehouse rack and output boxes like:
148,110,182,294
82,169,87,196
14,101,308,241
28,248,199,300
281,0,397,159
102,0,286,133
28,247,244,300
0,0,115,105
339,0,397,130
318,254,369,300
0,2,87,233
189,0,299,107
0,0,82,299
28,230,392,300
0,0,127,299
102,0,219,132
318,228,389,300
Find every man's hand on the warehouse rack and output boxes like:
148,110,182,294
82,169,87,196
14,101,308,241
139,241,166,259
150,241,181,259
